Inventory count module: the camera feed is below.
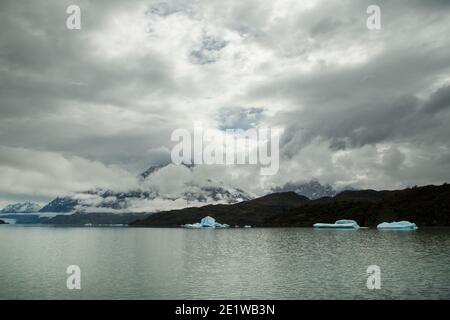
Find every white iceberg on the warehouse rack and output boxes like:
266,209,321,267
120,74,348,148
182,216,229,229
313,219,360,229
377,221,418,230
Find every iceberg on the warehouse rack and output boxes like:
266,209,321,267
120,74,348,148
313,219,360,229
200,216,216,228
377,221,418,230
183,222,202,229
182,216,229,229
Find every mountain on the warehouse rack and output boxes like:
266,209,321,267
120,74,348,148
0,201,42,213
39,190,158,213
39,197,81,213
271,180,338,199
130,183,450,227
43,212,148,225
130,192,310,227
39,164,252,213
43,191,305,226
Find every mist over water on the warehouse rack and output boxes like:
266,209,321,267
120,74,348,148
0,226,449,299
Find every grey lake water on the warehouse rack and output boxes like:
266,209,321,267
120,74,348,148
0,225,449,299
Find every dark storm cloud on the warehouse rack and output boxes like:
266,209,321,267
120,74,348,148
0,2,175,117
250,19,450,154
422,85,450,114
0,0,183,168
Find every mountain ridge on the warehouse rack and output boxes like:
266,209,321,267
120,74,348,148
0,201,42,213
272,180,338,199
38,164,252,213
130,183,450,227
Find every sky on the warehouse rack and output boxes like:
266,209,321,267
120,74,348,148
1,0,450,207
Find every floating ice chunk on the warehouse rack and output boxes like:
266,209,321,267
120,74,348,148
214,222,229,228
182,216,229,229
183,222,203,229
377,221,418,230
314,219,360,229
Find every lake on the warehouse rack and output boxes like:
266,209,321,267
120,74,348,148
0,225,449,299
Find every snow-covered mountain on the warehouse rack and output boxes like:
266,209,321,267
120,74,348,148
271,180,338,200
39,164,252,213
39,190,158,213
0,201,42,213
10,166,353,214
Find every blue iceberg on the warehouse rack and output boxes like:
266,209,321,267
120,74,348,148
200,216,215,227
377,221,418,230
182,216,229,229
313,219,360,229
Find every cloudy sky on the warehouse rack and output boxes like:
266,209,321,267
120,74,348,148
1,0,450,206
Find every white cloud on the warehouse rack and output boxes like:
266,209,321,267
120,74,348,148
0,146,138,198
